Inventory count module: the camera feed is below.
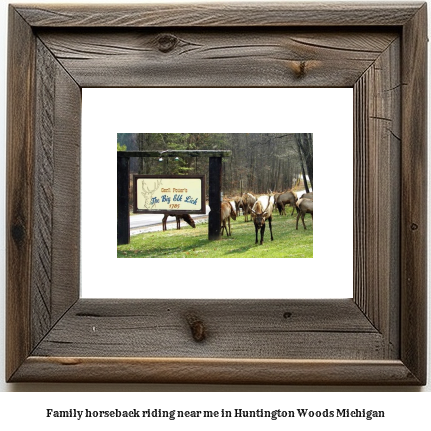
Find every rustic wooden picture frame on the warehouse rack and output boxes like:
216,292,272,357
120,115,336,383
6,2,427,384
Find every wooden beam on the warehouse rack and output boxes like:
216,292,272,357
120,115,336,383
118,150,231,158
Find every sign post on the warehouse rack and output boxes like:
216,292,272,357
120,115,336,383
208,157,222,241
117,155,130,245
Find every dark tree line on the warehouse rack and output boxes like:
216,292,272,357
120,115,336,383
117,133,313,196
295,133,313,193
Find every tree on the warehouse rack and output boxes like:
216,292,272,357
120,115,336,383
116,133,309,196
295,133,313,192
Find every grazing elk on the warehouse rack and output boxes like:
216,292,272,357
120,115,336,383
162,213,196,231
296,198,313,230
251,195,274,245
232,196,242,216
221,201,237,236
273,192,282,207
300,191,313,200
229,200,239,217
241,192,257,222
275,190,298,216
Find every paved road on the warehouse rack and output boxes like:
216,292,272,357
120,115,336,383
130,205,210,235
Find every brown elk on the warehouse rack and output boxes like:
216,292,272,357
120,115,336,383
241,192,257,222
231,196,242,216
162,213,196,231
296,198,313,230
275,191,298,216
221,201,237,236
251,195,274,245
300,192,313,200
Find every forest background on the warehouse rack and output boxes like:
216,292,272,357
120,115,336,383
117,133,313,198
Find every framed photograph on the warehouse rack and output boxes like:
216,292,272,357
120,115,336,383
6,2,427,384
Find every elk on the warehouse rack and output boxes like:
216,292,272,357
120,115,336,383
232,196,242,216
275,190,298,215
221,201,237,236
228,200,238,217
275,190,298,216
251,195,274,245
241,192,257,222
296,198,313,230
273,192,282,206
300,191,313,200
162,213,196,231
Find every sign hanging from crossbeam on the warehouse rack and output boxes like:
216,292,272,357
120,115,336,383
117,150,231,244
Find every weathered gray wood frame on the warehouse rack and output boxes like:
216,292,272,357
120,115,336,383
6,2,427,384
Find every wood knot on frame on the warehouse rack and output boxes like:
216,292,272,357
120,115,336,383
294,61,307,78
186,314,206,342
288,60,321,79
157,34,179,53
11,222,26,246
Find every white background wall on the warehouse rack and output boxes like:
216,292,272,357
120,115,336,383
1,0,430,427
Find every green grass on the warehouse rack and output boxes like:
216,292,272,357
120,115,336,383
118,212,313,258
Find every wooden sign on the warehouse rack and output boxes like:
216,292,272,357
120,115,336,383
133,175,206,214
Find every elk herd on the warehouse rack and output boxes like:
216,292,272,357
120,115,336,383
160,190,313,245
222,190,313,244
